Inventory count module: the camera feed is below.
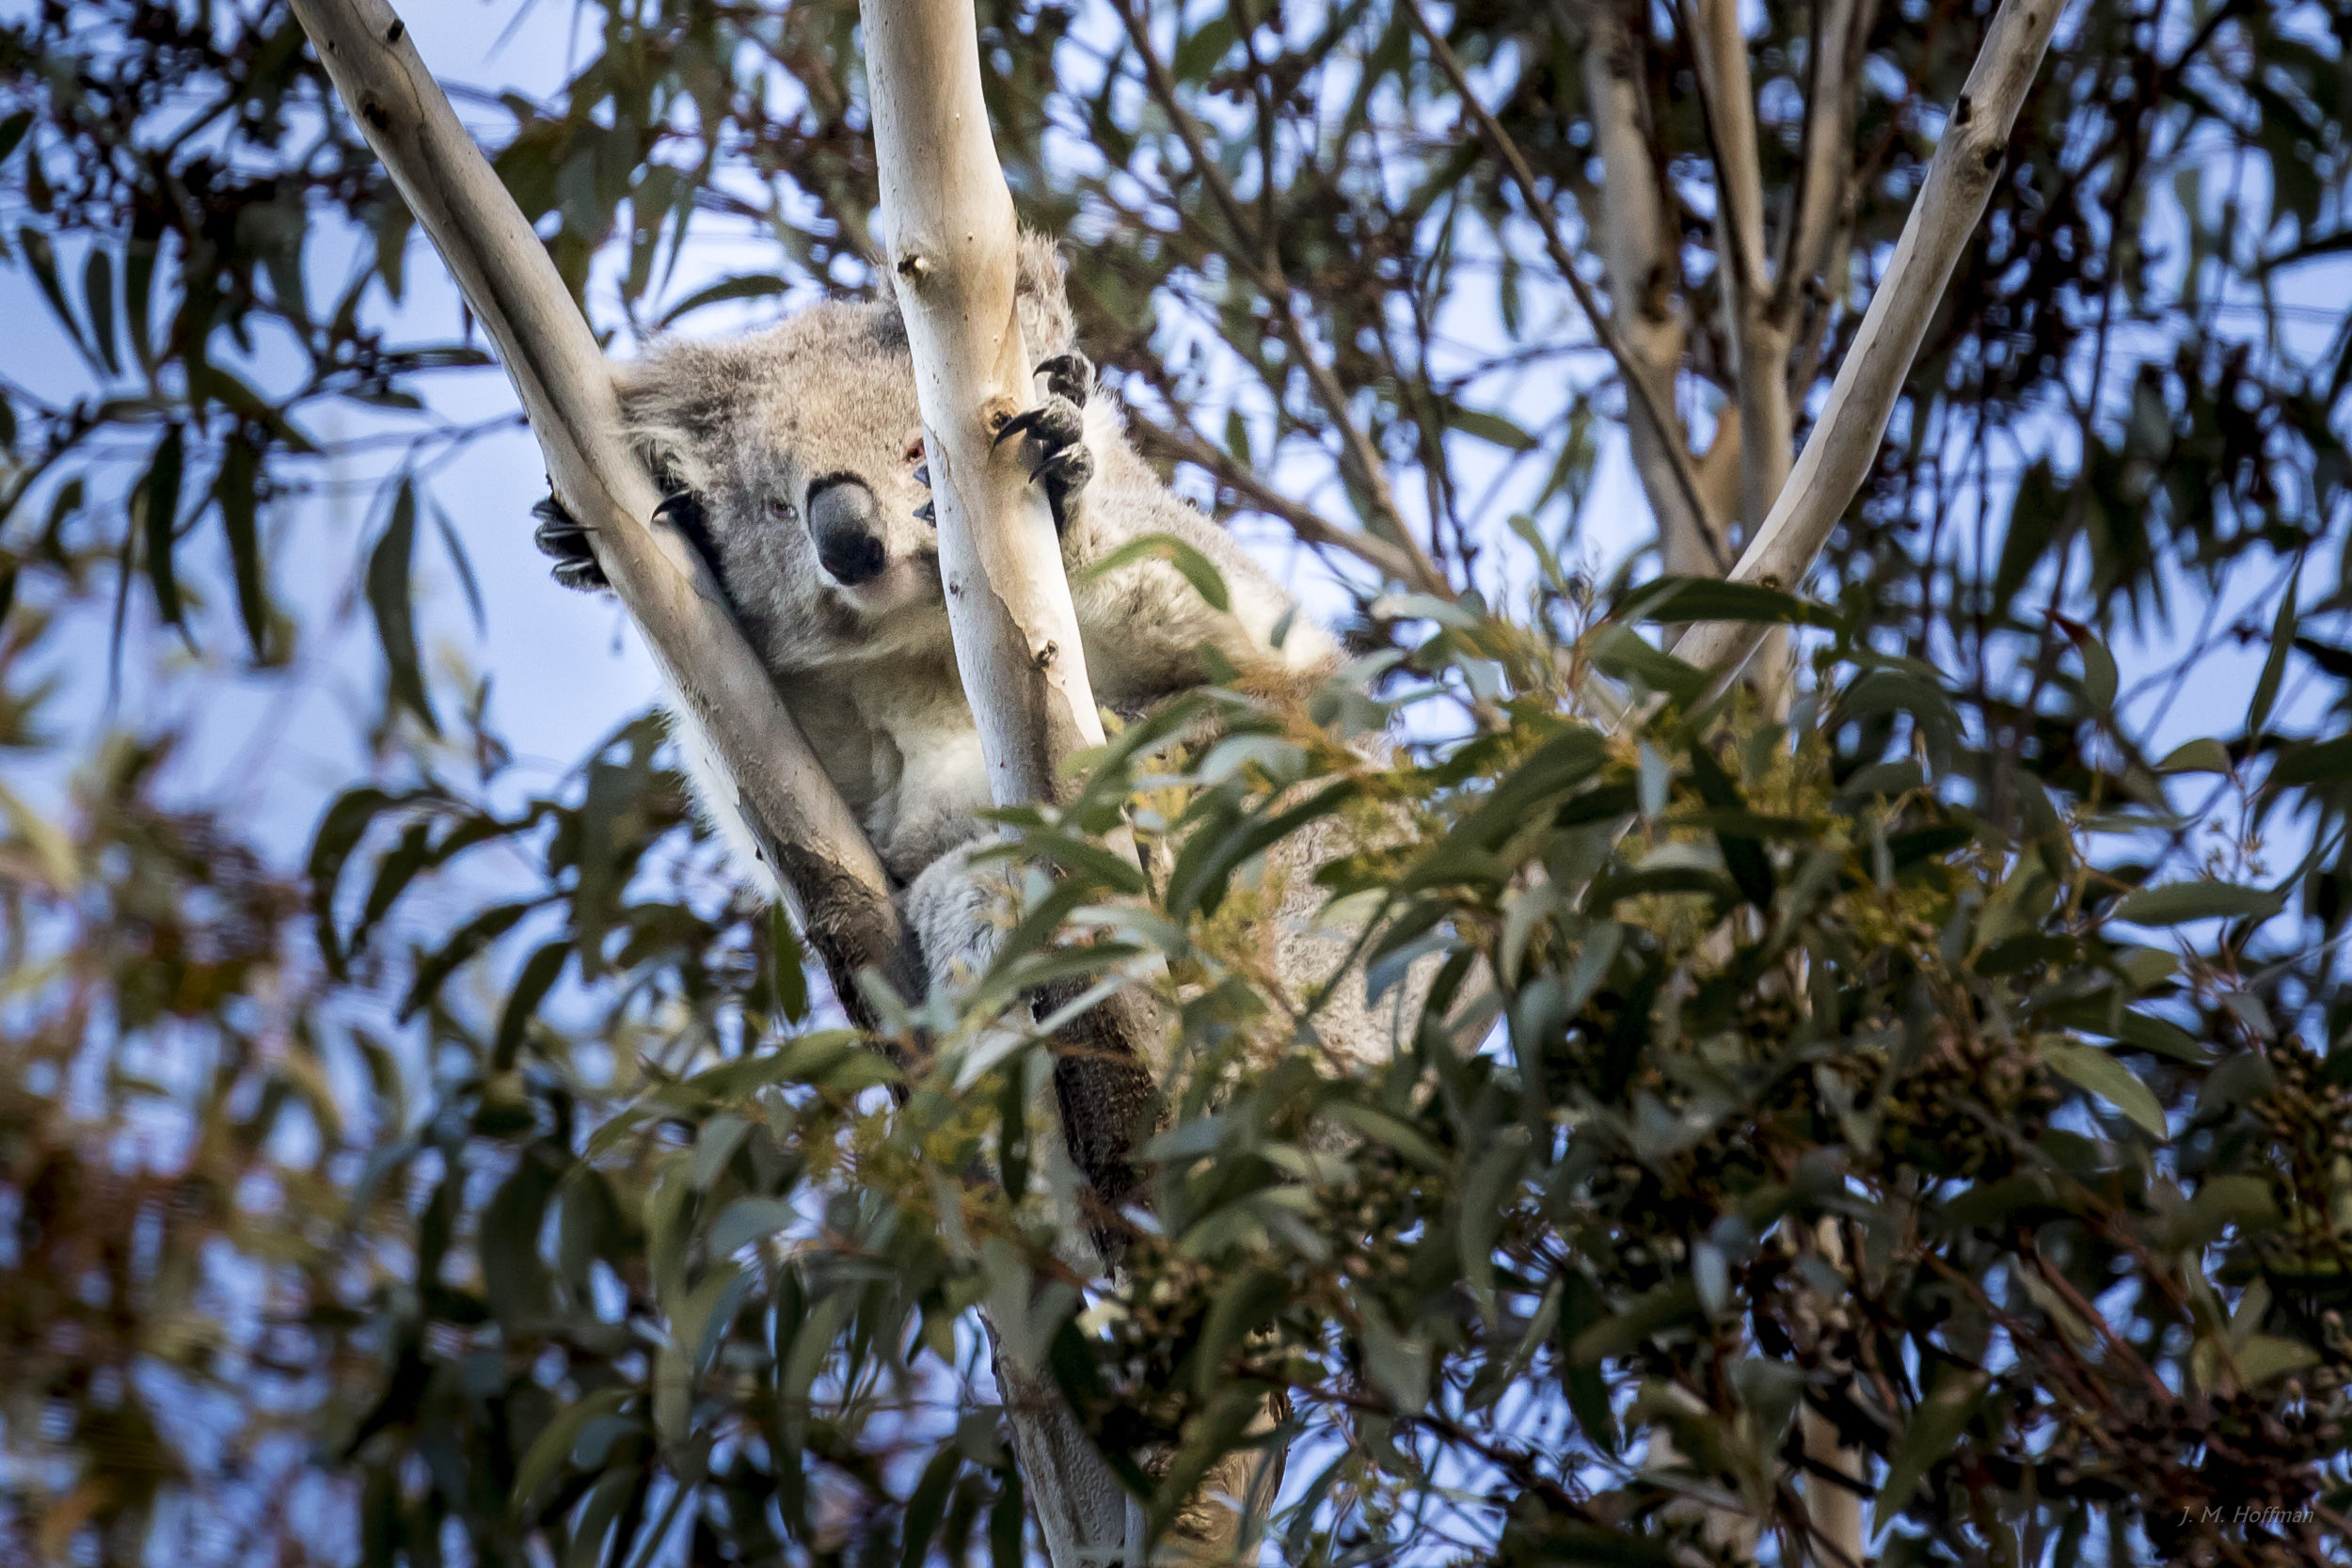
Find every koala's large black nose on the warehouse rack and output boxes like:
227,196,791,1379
807,476,887,587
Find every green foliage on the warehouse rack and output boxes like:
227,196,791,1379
5,0,2352,1563
22,588,2352,1562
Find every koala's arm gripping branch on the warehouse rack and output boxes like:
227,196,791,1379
286,0,917,1020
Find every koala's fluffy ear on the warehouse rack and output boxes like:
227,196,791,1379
612,340,743,495
873,230,1075,360
1012,230,1077,361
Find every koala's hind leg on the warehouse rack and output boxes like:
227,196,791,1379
903,837,1019,998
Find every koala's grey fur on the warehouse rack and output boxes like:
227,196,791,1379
594,235,1338,997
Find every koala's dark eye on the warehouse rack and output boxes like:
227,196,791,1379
768,494,798,523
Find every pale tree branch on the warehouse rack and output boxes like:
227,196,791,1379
864,1,1107,815
1778,0,1872,323
1111,0,1454,599
1791,1215,1865,1559
1675,0,2068,687
859,1,1163,1220
1695,404,1744,531
1682,0,1795,526
1401,0,1721,573
1679,0,1768,318
284,0,918,1025
1686,0,1796,703
862,6,1242,1563
1637,12,2060,1555
861,0,1168,1213
1565,0,1728,576
1787,214,1857,405
1781,0,1874,406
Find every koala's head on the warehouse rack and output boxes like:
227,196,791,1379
612,234,1079,665
614,299,936,659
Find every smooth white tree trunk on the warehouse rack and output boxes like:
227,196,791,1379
859,1,1108,810
858,5,1169,1563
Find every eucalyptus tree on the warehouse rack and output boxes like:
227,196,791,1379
2,0,2349,1564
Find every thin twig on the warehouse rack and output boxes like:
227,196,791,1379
1111,0,1453,598
1127,418,1433,588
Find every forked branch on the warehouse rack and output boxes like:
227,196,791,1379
1566,0,1729,575
1675,0,2067,686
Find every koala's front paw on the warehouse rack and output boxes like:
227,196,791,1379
990,351,1095,533
534,490,708,591
532,494,609,592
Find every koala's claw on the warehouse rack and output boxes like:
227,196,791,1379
914,499,936,524
532,494,610,593
1035,351,1093,404
991,395,1083,452
992,354,1096,533
536,490,707,588
1032,439,1093,497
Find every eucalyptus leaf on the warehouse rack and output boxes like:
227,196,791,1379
367,478,437,735
2111,879,2283,927
2042,1039,2169,1140
1873,1369,1989,1533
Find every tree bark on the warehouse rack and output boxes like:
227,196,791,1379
283,0,918,1024
1683,0,1793,706
861,1,1104,813
1691,0,1791,557
1570,0,1726,577
1779,0,1870,321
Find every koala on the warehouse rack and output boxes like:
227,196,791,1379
538,243,1430,1562
532,235,1341,999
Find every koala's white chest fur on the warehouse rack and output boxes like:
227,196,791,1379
834,656,994,880
661,646,993,892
